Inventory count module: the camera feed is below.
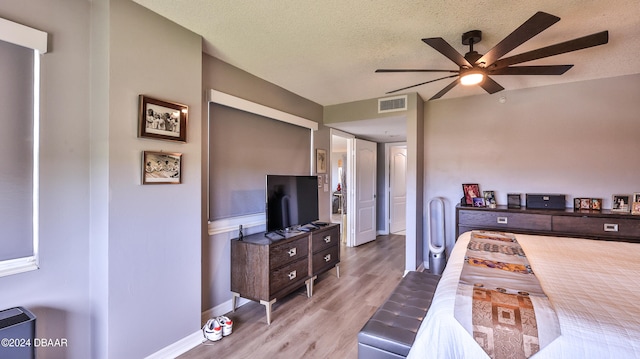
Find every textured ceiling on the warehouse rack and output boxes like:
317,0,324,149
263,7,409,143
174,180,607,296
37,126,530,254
133,0,639,108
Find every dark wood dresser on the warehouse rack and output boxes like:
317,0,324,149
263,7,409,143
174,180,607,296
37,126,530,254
230,223,340,324
456,205,640,243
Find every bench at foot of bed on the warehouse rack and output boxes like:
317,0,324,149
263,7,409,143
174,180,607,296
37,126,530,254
357,271,441,359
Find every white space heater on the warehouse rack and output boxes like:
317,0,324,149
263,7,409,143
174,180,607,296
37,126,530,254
427,198,447,275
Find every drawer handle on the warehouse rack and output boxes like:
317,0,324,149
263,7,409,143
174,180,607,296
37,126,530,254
324,254,331,262
604,223,619,232
288,270,297,280
323,235,331,244
288,248,297,257
497,217,508,224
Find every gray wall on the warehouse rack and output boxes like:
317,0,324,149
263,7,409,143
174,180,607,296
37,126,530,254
201,54,325,313
423,74,640,261
99,0,203,357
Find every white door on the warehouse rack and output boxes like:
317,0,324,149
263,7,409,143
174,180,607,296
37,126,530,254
352,139,377,246
389,145,407,233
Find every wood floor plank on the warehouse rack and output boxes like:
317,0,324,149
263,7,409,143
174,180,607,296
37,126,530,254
179,233,406,359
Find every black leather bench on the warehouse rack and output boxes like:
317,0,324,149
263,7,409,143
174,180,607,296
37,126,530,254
357,271,441,359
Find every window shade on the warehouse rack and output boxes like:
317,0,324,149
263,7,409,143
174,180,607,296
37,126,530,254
208,103,311,220
0,39,34,261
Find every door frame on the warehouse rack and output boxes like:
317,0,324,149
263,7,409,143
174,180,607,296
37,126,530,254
329,129,354,245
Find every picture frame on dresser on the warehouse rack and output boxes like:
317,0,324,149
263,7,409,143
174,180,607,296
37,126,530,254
462,184,480,206
632,193,640,215
612,194,630,212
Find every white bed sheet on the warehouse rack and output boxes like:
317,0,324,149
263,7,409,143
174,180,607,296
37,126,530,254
407,231,640,359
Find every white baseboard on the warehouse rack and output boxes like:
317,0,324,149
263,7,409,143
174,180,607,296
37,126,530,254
146,297,251,359
144,330,203,359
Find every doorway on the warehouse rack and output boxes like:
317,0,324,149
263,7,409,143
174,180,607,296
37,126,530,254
387,143,407,235
330,130,353,244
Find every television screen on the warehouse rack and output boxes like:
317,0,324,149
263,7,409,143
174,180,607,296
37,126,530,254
266,175,319,233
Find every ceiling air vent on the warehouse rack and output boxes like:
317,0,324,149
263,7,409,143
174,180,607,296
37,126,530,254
378,95,407,113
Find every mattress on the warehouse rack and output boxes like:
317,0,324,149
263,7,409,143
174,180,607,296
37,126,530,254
407,231,640,359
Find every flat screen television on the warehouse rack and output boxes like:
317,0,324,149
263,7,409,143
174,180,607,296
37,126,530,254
266,175,319,233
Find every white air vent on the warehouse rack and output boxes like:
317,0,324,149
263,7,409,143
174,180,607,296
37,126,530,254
378,95,407,113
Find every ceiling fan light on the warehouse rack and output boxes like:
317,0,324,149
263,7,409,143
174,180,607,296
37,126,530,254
460,71,484,86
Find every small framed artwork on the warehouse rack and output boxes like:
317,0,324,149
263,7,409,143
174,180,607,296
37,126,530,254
633,193,640,203
573,198,581,210
462,184,480,206
483,191,496,208
142,151,182,184
507,193,521,209
591,198,602,211
611,194,630,212
472,197,486,207
580,198,591,210
139,95,188,142
316,149,327,174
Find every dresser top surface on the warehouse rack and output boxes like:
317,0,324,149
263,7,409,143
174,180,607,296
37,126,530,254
234,223,339,245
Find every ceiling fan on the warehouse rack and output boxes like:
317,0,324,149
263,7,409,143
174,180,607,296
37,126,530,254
376,11,609,100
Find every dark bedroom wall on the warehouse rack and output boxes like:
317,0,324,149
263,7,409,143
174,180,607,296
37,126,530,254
423,73,640,262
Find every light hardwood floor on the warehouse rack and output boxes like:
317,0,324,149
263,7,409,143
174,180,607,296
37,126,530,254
179,233,406,359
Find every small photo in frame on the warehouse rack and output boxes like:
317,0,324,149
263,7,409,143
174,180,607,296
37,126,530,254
139,95,188,142
142,151,182,184
632,202,640,215
580,198,591,210
472,197,486,207
316,149,327,174
611,194,630,212
462,184,480,206
483,191,496,208
591,198,602,211
633,193,640,203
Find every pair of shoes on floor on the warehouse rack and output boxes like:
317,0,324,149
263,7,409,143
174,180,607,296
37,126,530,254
202,316,233,342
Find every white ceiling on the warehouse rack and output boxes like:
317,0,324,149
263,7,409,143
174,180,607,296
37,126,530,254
133,1,639,141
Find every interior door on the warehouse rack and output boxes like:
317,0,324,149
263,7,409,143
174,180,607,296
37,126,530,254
389,145,407,234
353,139,377,246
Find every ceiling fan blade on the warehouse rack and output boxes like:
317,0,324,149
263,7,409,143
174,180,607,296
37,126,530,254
478,11,560,67
490,31,609,69
386,74,459,94
479,76,504,94
422,37,472,68
489,65,573,75
375,69,458,73
429,78,460,100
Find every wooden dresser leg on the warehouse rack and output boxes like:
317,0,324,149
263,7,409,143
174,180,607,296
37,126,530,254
231,292,240,312
260,299,276,325
305,276,317,297
335,264,340,278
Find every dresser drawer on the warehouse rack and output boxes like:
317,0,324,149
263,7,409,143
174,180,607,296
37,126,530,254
459,210,552,231
270,258,309,295
553,215,640,239
311,245,340,275
311,227,340,253
270,236,308,270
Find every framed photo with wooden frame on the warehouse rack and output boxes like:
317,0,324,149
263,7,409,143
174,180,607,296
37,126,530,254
139,95,188,142
142,151,182,184
462,184,480,206
611,194,630,213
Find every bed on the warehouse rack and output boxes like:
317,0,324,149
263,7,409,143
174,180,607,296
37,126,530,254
407,230,640,359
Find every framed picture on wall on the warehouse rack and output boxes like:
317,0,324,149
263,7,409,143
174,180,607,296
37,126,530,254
138,95,188,142
611,194,630,212
462,184,480,206
316,149,327,174
142,151,182,184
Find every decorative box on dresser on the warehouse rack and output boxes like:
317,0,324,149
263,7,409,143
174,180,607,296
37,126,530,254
456,204,640,243
230,223,340,325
